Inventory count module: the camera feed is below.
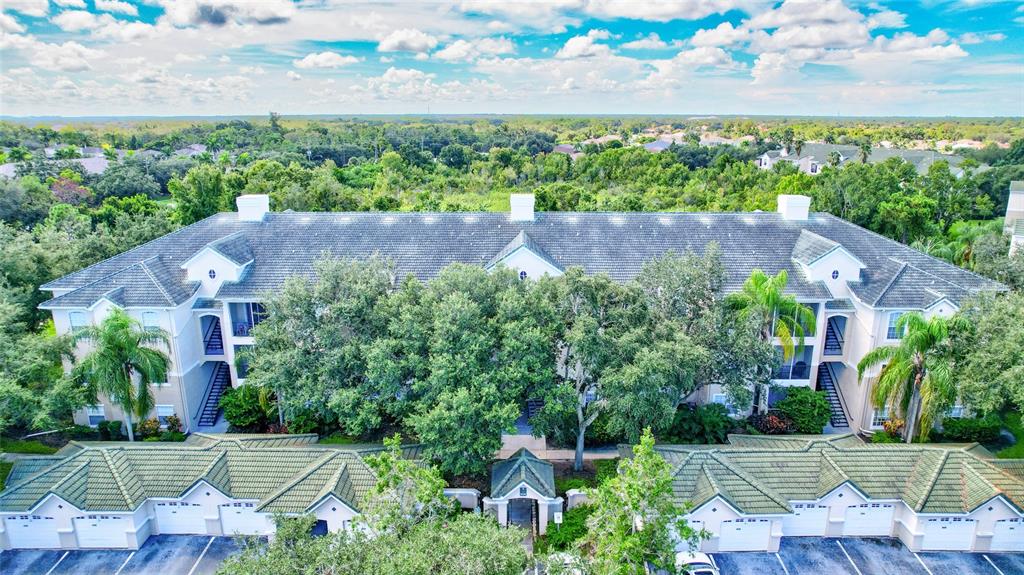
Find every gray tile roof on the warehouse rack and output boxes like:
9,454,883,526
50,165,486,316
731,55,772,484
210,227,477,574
207,232,254,266
41,256,198,309
39,209,1003,310
487,230,562,271
491,448,556,499
791,230,840,266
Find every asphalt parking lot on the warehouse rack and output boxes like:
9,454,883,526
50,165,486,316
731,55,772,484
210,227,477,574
715,537,1024,575
0,535,245,575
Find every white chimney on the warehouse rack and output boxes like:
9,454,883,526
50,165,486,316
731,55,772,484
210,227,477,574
510,193,535,222
236,194,270,222
777,194,811,221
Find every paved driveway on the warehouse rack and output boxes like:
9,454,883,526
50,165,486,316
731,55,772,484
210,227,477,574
714,538,1024,575
0,535,246,575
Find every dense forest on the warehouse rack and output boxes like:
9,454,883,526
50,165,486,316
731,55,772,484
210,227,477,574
1,115,1022,453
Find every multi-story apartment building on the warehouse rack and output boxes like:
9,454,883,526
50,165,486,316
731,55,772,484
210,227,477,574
39,192,1004,436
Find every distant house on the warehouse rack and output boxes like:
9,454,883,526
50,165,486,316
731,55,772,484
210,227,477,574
550,143,582,161
579,134,621,147
643,140,672,153
173,144,208,157
756,143,972,177
1007,181,1024,256
74,156,110,176
0,163,16,179
80,147,105,157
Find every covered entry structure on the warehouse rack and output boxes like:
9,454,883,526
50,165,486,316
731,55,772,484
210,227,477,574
483,449,563,535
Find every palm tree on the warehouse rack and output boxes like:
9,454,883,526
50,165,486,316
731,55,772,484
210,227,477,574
793,139,805,157
727,269,816,360
858,140,871,164
72,309,170,441
856,313,961,443
727,270,816,411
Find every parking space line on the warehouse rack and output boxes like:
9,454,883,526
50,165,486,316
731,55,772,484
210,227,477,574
187,537,216,575
913,553,934,575
836,540,863,575
775,552,791,575
983,555,1005,575
44,551,69,575
114,551,136,575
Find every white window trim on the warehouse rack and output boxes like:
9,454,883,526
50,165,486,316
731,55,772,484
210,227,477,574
871,407,890,429
86,404,106,427
156,405,175,428
886,312,905,341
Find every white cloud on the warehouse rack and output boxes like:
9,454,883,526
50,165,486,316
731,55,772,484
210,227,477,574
52,10,102,31
620,33,682,50
51,10,159,41
690,22,750,47
293,51,360,69
3,0,47,17
157,0,295,27
582,0,751,22
174,53,206,63
218,55,231,63
866,9,907,29
434,37,515,62
747,0,862,29
0,12,25,33
377,28,438,53
15,37,105,72
239,65,266,75
286,70,302,81
958,32,1006,45
95,0,138,16
556,29,613,59
53,0,86,6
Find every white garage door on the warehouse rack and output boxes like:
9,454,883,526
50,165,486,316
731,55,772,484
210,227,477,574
718,519,772,551
783,504,829,537
6,515,61,548
74,515,131,548
922,517,975,551
220,502,265,535
991,519,1024,552
154,502,206,534
844,504,894,537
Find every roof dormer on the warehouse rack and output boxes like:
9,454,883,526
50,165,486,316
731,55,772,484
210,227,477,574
792,230,865,294
181,232,253,297
486,230,562,279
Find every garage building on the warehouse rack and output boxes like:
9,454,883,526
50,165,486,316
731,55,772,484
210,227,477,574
0,434,413,550
622,434,1024,553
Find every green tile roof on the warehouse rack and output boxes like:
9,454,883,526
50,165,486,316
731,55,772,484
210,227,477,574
491,448,556,499
627,434,1024,515
0,434,396,514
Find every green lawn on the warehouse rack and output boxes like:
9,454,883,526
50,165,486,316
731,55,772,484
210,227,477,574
997,412,1024,459
0,461,12,491
0,437,59,455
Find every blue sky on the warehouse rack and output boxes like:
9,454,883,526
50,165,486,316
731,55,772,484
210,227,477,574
1,0,1021,117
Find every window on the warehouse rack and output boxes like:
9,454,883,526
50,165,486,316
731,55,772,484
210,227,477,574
142,311,160,332
250,302,267,326
156,405,175,427
519,270,528,281
86,405,106,427
831,270,840,280
208,269,217,279
519,487,528,497
872,407,890,428
712,394,738,415
947,405,965,418
69,311,88,333
886,312,905,340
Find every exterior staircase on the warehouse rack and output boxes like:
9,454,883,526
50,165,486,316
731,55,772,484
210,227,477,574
203,318,224,355
198,362,231,427
823,317,843,356
817,363,849,428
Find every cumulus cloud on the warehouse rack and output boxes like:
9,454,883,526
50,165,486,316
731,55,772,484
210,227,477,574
286,70,302,81
556,29,613,59
582,0,751,22
866,9,907,29
51,10,160,41
377,28,439,52
620,33,682,50
3,0,47,17
958,32,1006,45
0,12,25,33
239,65,266,75
434,37,515,62
8,36,105,72
293,51,360,69
95,0,138,16
158,0,295,27
691,22,750,47
53,0,86,6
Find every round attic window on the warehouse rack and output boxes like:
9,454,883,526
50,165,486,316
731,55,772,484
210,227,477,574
519,270,528,280
208,269,217,279
831,270,840,280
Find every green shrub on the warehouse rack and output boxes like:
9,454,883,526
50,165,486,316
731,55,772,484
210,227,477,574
105,421,124,440
555,477,593,495
159,431,186,442
594,458,619,484
545,505,593,551
287,408,320,434
942,415,1001,444
776,387,831,434
871,430,902,443
65,425,99,440
584,412,625,447
0,437,58,454
97,421,111,441
665,403,732,444
136,418,161,439
319,433,359,445
219,385,272,432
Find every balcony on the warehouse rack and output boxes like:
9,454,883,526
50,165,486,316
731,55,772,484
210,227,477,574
229,302,266,337
774,345,814,381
